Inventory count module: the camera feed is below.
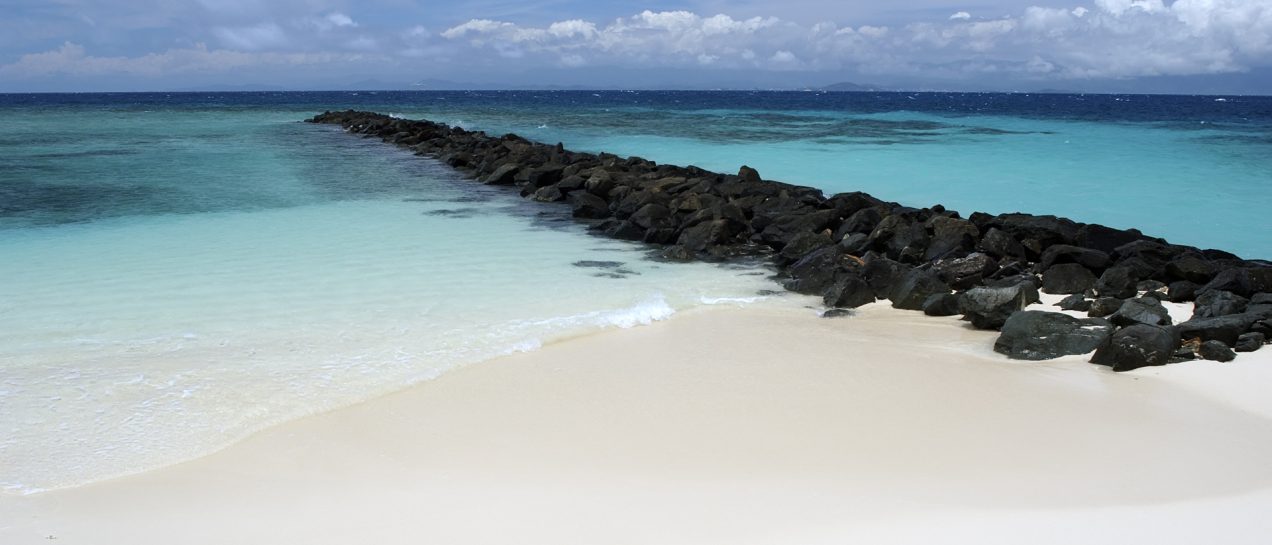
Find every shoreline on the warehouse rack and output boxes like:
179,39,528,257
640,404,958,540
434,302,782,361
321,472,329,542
5,302,1272,543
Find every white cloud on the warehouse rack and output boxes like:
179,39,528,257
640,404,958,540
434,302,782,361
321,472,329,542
0,41,366,78
212,23,287,51
436,4,1272,80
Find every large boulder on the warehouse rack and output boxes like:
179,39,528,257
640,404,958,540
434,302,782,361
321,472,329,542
1200,267,1272,297
868,215,929,262
889,269,951,311
959,283,1038,330
932,253,998,291
1108,297,1172,327
777,232,835,267
1040,245,1111,272
569,192,610,219
1042,263,1097,294
1094,265,1140,299
923,293,963,316
1165,254,1218,284
824,273,876,309
976,228,1026,259
1090,324,1180,372
862,255,912,299
784,245,849,295
994,311,1114,360
924,216,979,261
1191,290,1249,319
1167,281,1199,303
481,163,519,185
1087,297,1124,318
1177,313,1263,345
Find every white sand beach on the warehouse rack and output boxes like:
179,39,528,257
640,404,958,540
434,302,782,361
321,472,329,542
3,301,1272,544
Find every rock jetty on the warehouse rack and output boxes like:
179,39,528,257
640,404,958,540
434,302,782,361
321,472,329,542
307,110,1271,371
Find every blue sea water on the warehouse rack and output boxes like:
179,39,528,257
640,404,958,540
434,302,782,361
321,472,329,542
1,91,1270,493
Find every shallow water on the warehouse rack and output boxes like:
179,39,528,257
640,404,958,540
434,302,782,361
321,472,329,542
2,90,1269,493
0,105,783,493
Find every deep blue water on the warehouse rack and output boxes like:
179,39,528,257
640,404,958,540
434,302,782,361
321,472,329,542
3,90,1269,258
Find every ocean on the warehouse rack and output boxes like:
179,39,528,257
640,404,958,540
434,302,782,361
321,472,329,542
2,91,1270,493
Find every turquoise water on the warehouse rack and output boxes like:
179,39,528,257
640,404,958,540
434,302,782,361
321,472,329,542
0,104,786,493
2,91,1269,493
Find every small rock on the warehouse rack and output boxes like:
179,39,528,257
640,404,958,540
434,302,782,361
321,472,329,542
1087,297,1123,318
1055,294,1091,312
1235,332,1266,353
1167,281,1199,303
1198,340,1236,362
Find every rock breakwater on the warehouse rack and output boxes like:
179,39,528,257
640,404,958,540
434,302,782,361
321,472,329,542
307,110,1271,370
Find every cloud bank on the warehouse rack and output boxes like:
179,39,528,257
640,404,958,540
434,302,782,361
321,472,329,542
3,1,1271,90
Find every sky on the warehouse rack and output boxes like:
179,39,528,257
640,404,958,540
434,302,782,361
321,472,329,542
1,0,1270,93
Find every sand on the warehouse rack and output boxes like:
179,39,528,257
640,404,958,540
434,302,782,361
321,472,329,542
4,300,1272,544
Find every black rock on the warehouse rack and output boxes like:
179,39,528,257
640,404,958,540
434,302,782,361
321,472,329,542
959,283,1038,330
481,163,519,185
777,232,835,266
932,253,997,291
862,255,912,299
1253,320,1272,339
1137,280,1167,293
1167,281,1199,303
976,228,1026,259
1172,347,1197,362
738,165,762,184
821,308,855,318
1040,245,1111,272
629,203,672,230
1056,294,1092,312
1177,313,1263,345
994,311,1114,360
1192,290,1249,320
678,219,741,254
1088,297,1124,318
839,232,870,254
1165,254,1218,284
1200,267,1272,298
1094,266,1140,299
1235,332,1266,353
837,208,883,238
922,293,963,316
868,215,929,262
824,273,876,309
1042,263,1097,294
924,216,979,261
569,192,610,219
1077,223,1146,254
889,269,951,311
1198,340,1236,362
1090,324,1180,372
1252,293,1272,305
1108,297,1172,327
784,245,849,295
